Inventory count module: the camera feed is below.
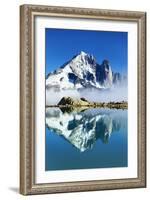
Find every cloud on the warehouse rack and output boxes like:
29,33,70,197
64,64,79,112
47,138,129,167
46,89,80,105
46,86,127,105
79,86,127,103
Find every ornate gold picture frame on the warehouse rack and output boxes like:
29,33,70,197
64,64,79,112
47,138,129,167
20,4,146,195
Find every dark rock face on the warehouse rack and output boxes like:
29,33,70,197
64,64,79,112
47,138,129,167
113,72,122,84
80,97,88,102
96,60,113,87
86,54,96,65
68,73,78,84
58,97,75,106
85,71,95,82
96,63,104,84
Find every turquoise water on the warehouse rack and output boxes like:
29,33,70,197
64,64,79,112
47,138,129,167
45,107,128,171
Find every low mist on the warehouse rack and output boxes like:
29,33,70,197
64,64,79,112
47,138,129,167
80,86,127,103
46,89,80,105
46,86,127,106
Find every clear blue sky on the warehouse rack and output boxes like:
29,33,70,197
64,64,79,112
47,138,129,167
45,28,127,76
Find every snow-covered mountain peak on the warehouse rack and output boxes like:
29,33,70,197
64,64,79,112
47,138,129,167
75,51,91,58
79,51,87,56
46,51,124,95
71,51,96,67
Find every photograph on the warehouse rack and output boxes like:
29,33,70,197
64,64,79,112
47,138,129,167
20,5,146,195
45,28,128,171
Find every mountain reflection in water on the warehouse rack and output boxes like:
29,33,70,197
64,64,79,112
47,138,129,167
46,107,127,152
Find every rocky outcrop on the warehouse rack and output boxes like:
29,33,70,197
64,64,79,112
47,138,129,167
58,97,91,106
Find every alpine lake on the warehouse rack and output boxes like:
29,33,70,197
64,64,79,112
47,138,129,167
45,106,128,171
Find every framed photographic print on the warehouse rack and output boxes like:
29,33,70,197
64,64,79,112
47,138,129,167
20,4,146,195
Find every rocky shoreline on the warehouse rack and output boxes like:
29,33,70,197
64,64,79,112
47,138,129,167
46,97,128,110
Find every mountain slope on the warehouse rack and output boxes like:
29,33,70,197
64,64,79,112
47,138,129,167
46,51,114,91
